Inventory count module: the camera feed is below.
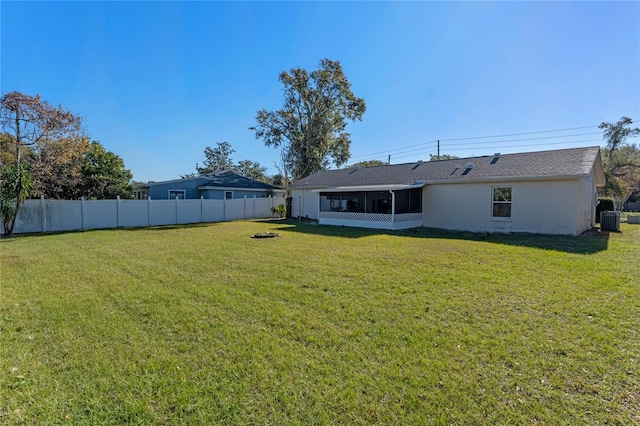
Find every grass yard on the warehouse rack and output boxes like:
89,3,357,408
1,220,639,425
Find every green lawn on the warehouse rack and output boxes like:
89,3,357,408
1,221,639,425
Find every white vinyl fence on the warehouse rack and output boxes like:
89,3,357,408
4,195,285,235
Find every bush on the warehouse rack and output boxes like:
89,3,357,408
271,204,286,218
595,197,615,223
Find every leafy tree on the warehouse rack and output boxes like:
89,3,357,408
80,141,133,199
30,136,90,199
348,159,387,168
196,142,235,174
0,163,33,235
0,92,81,236
1,134,132,200
429,154,460,161
599,117,640,156
599,117,640,210
236,159,268,182
0,133,16,166
251,58,366,181
192,142,273,184
270,173,289,188
0,92,82,164
602,143,640,210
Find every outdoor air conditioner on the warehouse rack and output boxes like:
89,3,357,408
600,211,620,231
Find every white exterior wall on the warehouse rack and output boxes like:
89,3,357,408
422,179,582,235
576,169,598,234
291,189,320,219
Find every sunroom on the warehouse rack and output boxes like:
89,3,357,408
314,183,425,230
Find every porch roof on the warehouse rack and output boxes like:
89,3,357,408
312,183,426,193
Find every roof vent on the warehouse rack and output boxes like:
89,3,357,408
348,166,361,175
490,153,500,165
461,163,474,176
411,160,423,170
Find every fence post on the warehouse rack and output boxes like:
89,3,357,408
200,196,204,223
81,197,86,230
41,195,47,233
223,196,226,222
116,196,121,227
147,196,151,226
253,195,256,219
244,195,247,219
175,196,179,224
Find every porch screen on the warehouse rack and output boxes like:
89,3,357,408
394,188,422,214
320,191,392,213
319,189,421,214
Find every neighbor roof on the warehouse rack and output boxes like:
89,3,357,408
138,170,281,190
290,146,604,189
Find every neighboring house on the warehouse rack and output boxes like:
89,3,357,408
289,146,605,236
133,170,284,200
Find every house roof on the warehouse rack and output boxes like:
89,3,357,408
137,170,282,190
290,146,605,189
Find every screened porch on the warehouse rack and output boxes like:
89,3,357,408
315,184,425,230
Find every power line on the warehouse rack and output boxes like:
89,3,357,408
438,125,601,142
348,140,438,160
387,136,640,163
349,121,637,162
443,138,605,152
442,132,602,147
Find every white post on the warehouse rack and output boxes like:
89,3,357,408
147,196,151,226
81,197,86,230
253,195,256,219
116,196,121,227
41,195,47,233
244,195,247,219
175,196,179,224
223,196,226,222
390,191,395,227
200,196,204,223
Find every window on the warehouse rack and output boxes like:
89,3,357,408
225,191,233,200
168,190,186,200
492,187,512,218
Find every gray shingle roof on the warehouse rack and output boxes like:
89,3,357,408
290,146,603,189
144,170,280,190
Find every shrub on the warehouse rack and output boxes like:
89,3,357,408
271,204,286,218
595,197,615,223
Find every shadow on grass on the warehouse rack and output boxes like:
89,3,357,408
0,222,223,240
264,219,610,255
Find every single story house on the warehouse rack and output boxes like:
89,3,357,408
289,146,605,236
134,170,284,200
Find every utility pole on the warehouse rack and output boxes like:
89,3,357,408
437,140,440,160
387,154,391,164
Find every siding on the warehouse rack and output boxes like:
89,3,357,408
422,179,580,235
291,189,320,219
200,189,275,200
576,169,598,234
148,178,210,200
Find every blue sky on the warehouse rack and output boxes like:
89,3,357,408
2,1,638,182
